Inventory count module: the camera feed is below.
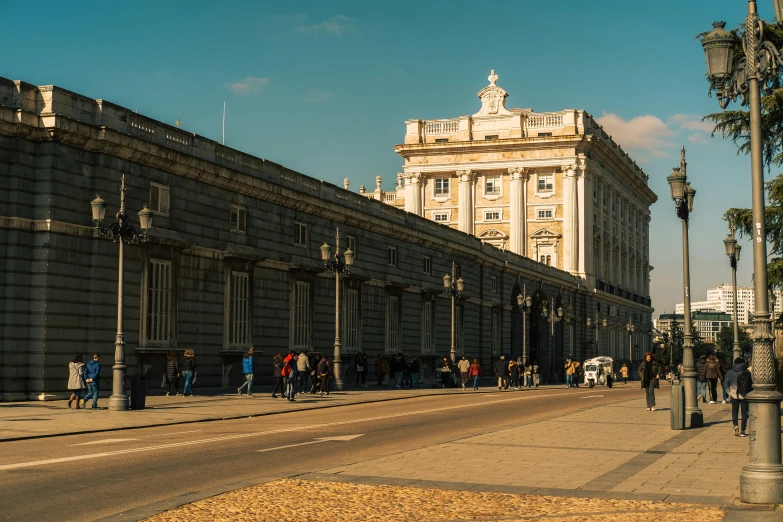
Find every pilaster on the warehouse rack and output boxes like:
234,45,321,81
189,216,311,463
457,170,475,234
404,172,423,216
561,164,579,276
508,167,529,256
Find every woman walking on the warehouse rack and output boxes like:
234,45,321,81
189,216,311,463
181,349,196,396
271,354,284,398
165,350,181,396
469,359,482,391
638,352,661,411
318,355,331,396
67,354,86,408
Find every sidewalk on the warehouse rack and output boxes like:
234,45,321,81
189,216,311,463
0,382,521,442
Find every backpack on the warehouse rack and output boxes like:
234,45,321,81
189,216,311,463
737,370,753,398
281,362,291,378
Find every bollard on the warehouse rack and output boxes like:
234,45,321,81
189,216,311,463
670,382,685,430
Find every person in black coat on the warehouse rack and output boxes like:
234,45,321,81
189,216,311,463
495,356,509,390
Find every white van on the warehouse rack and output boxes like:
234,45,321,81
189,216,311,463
584,356,614,388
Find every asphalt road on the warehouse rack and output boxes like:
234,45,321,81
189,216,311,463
0,385,639,521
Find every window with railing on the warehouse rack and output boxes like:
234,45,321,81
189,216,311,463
345,289,359,353
293,281,311,349
422,299,434,354
228,271,250,346
386,295,400,353
145,259,172,343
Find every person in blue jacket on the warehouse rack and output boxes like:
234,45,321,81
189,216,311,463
82,353,101,409
238,346,255,397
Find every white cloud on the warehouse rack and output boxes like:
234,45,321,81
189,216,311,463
225,76,270,96
297,15,355,35
668,113,715,133
688,133,710,145
305,89,334,103
595,112,676,158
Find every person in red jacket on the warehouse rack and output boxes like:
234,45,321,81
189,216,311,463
469,359,482,391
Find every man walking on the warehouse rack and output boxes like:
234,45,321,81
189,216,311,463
695,354,708,403
495,356,509,390
410,356,420,388
297,351,310,394
532,360,540,388
458,356,470,390
705,355,722,404
286,353,299,402
374,354,387,386
82,353,101,409
620,363,629,385
237,346,255,397
724,357,752,437
565,359,574,388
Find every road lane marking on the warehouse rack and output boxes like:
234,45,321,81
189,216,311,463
71,438,138,446
581,395,604,399
256,434,364,454
0,390,615,472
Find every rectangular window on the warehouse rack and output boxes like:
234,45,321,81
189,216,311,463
537,174,553,192
345,289,359,353
388,246,397,267
485,176,501,195
346,235,356,257
435,138,448,143
537,209,553,220
491,309,500,356
229,271,249,346
386,295,400,353
537,132,553,137
484,211,500,221
294,222,308,246
434,178,450,196
146,259,172,343
485,135,499,140
423,256,431,275
230,205,247,234
422,300,434,354
149,183,170,216
293,281,310,349
433,212,449,222
491,276,497,292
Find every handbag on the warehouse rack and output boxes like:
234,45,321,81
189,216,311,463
654,378,660,389
192,371,197,385
161,374,166,388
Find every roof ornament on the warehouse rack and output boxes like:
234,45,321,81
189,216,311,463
474,69,512,117
488,69,498,86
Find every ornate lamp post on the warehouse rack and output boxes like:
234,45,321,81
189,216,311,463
626,317,635,364
667,147,701,428
320,228,354,391
701,2,783,502
90,175,153,411
516,284,533,365
542,299,563,383
443,263,464,364
723,226,743,362
586,311,608,358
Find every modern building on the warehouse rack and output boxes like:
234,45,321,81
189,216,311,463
376,70,657,310
657,312,733,344
0,77,657,400
675,285,782,325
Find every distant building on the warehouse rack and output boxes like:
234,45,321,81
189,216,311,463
675,285,782,325
657,312,732,344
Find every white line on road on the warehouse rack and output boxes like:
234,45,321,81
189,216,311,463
71,438,138,446
0,391,606,472
580,395,604,399
256,434,364,454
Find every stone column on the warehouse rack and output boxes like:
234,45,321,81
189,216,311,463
457,170,475,234
404,172,422,216
561,164,579,275
597,179,604,284
508,167,528,256
579,165,594,286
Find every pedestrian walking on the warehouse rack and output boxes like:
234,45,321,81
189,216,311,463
532,360,540,388
469,359,482,390
638,352,661,411
181,349,196,396
719,358,729,404
285,353,299,402
165,350,181,396
374,354,387,386
695,354,708,403
508,359,520,389
67,354,86,409
401,356,412,388
237,346,255,397
705,354,722,404
495,356,509,390
677,362,684,384
82,353,101,409
440,357,452,388
359,353,369,387
573,361,581,388
620,363,629,385
458,356,470,390
724,357,752,437
318,355,331,395
272,353,284,398
523,362,532,387
565,359,574,388
297,351,310,394
410,356,420,388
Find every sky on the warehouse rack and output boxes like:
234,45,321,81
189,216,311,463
1,0,775,318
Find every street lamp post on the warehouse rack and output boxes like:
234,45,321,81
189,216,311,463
723,226,743,362
320,228,354,392
516,284,533,365
626,317,635,365
586,311,607,358
542,300,563,383
701,1,783,502
443,263,464,364
666,147,701,429
89,175,153,411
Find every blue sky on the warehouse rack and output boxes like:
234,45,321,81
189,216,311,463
1,0,774,318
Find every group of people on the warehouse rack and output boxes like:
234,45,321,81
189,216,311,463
492,356,541,390
163,349,197,397
564,360,584,388
236,347,334,401
372,353,421,388
66,353,102,409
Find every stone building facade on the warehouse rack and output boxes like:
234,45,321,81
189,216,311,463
0,76,652,400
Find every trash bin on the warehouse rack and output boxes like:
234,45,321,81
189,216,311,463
670,382,685,430
130,373,147,410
